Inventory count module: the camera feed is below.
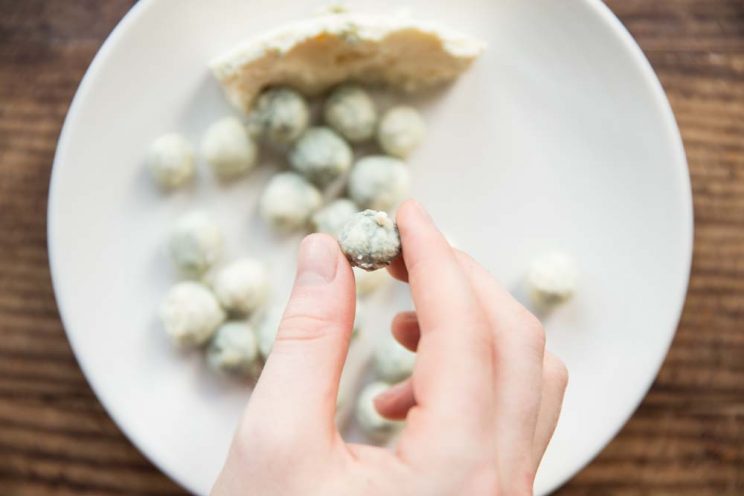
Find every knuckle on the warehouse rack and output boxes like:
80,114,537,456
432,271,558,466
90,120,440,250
275,312,338,346
520,311,546,349
545,354,569,390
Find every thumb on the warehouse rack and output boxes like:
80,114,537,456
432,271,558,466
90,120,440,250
248,234,356,438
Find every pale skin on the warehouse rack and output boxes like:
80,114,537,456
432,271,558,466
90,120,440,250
212,200,568,496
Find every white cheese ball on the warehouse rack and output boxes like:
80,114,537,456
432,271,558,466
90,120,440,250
259,172,323,231
159,282,225,348
324,85,378,143
169,212,223,276
212,258,269,316
377,106,426,158
527,252,578,307
374,337,416,382
250,87,310,147
256,305,283,359
207,321,259,376
338,210,401,271
354,267,389,296
356,381,401,440
146,133,195,189
348,156,410,211
311,198,358,237
201,117,258,178
289,127,353,188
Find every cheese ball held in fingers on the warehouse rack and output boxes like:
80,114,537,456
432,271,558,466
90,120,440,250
338,210,401,271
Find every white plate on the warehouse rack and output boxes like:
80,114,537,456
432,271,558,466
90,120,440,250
48,0,692,494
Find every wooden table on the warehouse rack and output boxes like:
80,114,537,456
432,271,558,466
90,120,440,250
1,1,742,494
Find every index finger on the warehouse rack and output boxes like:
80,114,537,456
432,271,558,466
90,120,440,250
394,201,493,447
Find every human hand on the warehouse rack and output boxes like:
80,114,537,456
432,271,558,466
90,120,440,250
211,200,568,496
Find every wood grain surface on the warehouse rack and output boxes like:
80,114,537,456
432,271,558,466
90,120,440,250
0,0,742,494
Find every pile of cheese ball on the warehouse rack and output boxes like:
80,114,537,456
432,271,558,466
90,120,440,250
147,83,578,441
147,83,422,438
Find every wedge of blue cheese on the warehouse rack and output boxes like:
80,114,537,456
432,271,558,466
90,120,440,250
210,14,485,112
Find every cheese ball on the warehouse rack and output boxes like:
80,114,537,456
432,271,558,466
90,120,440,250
527,252,578,307
356,381,401,441
348,156,410,211
259,172,323,231
354,267,389,296
201,116,258,178
256,305,283,359
159,282,225,348
338,210,401,271
323,85,378,143
374,337,416,382
146,133,195,189
168,212,223,276
212,258,269,316
207,321,259,376
311,198,358,237
289,127,353,188
250,87,310,147
377,106,425,158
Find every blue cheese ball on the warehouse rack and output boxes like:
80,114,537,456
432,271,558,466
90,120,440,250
168,212,223,276
212,258,269,316
311,198,359,237
251,87,310,146
259,172,323,231
159,282,225,348
146,133,195,189
527,252,578,307
377,106,426,158
348,156,410,211
338,210,401,271
289,127,353,188
207,321,259,376
374,337,416,382
323,85,378,143
356,381,401,441
201,117,258,178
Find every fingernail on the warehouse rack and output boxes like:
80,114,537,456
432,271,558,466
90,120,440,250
296,234,338,285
